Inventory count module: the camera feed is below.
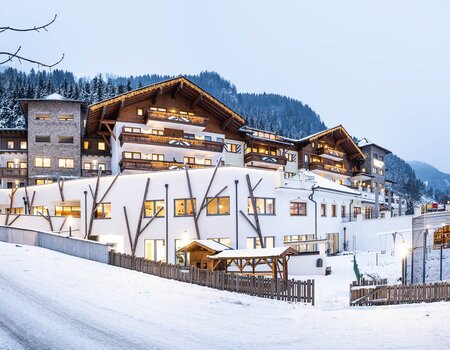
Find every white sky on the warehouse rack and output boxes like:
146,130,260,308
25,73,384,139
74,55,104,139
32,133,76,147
2,1,449,172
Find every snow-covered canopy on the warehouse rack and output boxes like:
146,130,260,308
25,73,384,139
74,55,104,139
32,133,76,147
209,247,297,259
177,239,231,253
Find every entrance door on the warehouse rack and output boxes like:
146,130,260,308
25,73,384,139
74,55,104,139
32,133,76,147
326,233,339,255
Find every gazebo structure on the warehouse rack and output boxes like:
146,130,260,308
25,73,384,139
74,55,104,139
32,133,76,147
208,247,298,280
176,240,231,271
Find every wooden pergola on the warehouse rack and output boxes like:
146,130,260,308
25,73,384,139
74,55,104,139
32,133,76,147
176,240,231,271
208,247,298,281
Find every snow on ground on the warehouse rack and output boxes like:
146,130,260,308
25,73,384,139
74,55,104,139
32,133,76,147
0,242,449,350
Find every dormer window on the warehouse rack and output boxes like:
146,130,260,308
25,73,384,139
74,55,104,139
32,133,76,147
137,108,144,116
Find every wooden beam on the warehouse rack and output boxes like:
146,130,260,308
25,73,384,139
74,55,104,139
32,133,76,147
239,210,258,233
139,206,164,235
5,187,17,225
184,165,201,240
191,93,203,109
58,218,67,233
152,87,163,105
87,175,101,239
201,186,228,211
172,81,184,98
336,138,348,146
105,123,117,141
123,206,133,252
100,134,111,149
7,214,21,226
246,174,264,248
29,191,36,211
221,115,234,131
97,106,106,131
118,99,125,116
196,158,222,218
57,178,65,202
132,178,151,256
46,208,54,231
96,174,120,206
252,177,263,192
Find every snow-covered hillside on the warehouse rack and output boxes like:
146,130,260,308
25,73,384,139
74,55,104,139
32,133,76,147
0,242,449,349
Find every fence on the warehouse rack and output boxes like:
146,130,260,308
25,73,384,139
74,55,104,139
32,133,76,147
350,278,450,306
109,252,315,304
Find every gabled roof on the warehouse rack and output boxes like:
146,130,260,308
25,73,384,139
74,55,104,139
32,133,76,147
86,76,246,135
18,93,86,117
176,239,231,253
357,137,392,154
209,247,298,259
296,125,365,159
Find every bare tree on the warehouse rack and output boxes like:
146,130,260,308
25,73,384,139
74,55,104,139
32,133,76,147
0,14,64,68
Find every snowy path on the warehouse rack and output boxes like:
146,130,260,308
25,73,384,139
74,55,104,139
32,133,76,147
0,242,449,350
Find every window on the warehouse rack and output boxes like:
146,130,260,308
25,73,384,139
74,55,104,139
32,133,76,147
304,154,309,163
7,141,14,149
95,203,111,219
175,238,192,265
174,198,196,217
184,133,195,139
290,202,307,216
331,204,337,217
35,135,50,143
248,197,275,215
207,196,230,216
20,162,27,169
285,153,295,162
6,161,14,168
98,163,106,170
58,158,74,168
98,141,106,150
124,127,141,133
58,136,74,144
341,205,346,218
204,136,212,141
207,238,231,247
83,141,89,150
152,154,164,161
55,205,81,218
216,137,224,143
152,129,164,135
58,114,74,121
145,239,166,262
36,114,51,121
124,152,141,159
353,206,361,218
31,206,48,215
84,163,92,170
226,143,240,153
246,236,275,249
321,203,327,217
204,159,212,166
284,234,317,253
6,207,24,214
137,108,144,116
36,179,53,185
184,156,195,164
144,200,165,218
20,141,27,150
35,157,51,168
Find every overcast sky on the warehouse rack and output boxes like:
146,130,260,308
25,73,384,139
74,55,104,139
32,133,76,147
2,1,449,172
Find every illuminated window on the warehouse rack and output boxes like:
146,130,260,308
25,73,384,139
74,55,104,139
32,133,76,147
144,200,165,218
433,225,450,248
58,114,74,121
6,161,14,168
36,114,51,121
246,236,275,249
83,141,89,150
174,198,196,217
35,135,50,143
20,141,27,149
124,127,141,133
321,203,327,217
152,154,164,161
31,206,48,215
84,163,92,170
285,153,295,162
7,141,14,149
36,179,53,185
204,159,212,165
98,141,106,150
145,239,166,262
137,108,144,116
207,196,230,216
35,157,51,168
95,203,111,219
20,162,27,169
248,197,275,215
58,158,74,168
290,202,307,216
152,129,163,135
98,163,106,170
55,205,81,218
284,234,316,253
184,156,195,164
6,207,25,214
124,152,141,159
226,143,240,153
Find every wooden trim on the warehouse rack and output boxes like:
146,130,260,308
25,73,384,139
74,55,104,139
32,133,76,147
245,174,264,248
57,178,65,202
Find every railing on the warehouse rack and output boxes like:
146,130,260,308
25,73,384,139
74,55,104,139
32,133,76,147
309,162,350,175
350,278,450,306
244,152,287,166
120,156,215,172
146,110,207,127
81,169,112,177
317,147,344,159
120,129,224,153
0,167,27,179
109,252,315,304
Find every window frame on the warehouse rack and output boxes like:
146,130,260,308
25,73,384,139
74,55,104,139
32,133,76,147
144,200,165,218
247,197,276,215
95,202,112,219
206,196,230,216
320,203,327,217
58,158,74,169
35,157,51,168
290,202,307,216
174,198,196,217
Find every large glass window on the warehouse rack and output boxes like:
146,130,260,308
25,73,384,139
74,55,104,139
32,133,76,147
35,157,51,168
248,197,275,215
144,200,165,218
55,205,81,218
6,207,24,214
284,234,317,253
95,203,111,219
31,206,48,215
206,196,230,216
145,239,166,262
58,158,74,168
290,202,307,216
246,236,275,249
174,198,196,217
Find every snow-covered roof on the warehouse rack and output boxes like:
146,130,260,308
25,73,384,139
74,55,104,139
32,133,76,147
209,247,297,259
357,137,392,154
302,170,360,195
177,239,231,253
45,93,66,100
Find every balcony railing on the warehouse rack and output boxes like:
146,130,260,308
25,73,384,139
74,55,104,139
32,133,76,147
81,169,112,177
309,162,350,175
146,110,207,127
0,167,27,179
244,152,287,166
317,147,345,159
119,157,215,172
119,128,224,153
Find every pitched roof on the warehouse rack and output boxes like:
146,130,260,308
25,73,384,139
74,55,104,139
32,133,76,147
176,239,231,253
357,137,392,154
209,247,298,259
86,76,246,135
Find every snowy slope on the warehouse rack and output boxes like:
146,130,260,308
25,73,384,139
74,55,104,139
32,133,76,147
0,242,449,350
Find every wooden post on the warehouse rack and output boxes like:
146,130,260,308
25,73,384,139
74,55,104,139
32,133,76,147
184,165,201,240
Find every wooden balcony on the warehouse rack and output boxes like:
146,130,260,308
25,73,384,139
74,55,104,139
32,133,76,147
317,147,345,161
119,129,224,153
119,157,215,172
244,152,287,167
0,167,27,179
309,162,350,176
81,169,112,177
146,110,207,127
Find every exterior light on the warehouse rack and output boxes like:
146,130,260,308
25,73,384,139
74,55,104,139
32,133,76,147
399,240,408,259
